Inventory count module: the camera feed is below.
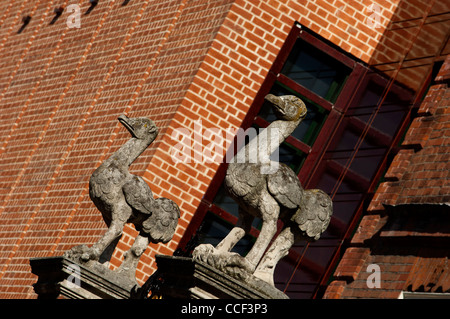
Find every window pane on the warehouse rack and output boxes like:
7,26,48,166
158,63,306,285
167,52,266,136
348,79,412,138
258,82,328,146
213,184,239,214
197,212,255,256
315,170,364,236
199,212,232,247
330,129,388,181
213,185,262,229
331,193,363,226
274,142,307,174
281,39,351,102
249,121,308,174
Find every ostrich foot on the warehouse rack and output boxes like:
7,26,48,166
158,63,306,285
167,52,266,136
116,267,139,287
64,244,101,263
115,250,140,286
253,267,275,286
193,244,254,281
192,243,216,263
192,244,236,269
222,254,254,280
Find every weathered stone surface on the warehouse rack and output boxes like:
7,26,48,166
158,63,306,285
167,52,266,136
193,95,333,287
154,255,289,299
64,115,180,283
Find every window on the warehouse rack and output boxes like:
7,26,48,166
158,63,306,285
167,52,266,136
281,38,351,103
178,23,422,299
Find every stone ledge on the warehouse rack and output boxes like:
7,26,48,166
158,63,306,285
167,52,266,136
30,255,290,299
30,256,136,299
154,255,289,299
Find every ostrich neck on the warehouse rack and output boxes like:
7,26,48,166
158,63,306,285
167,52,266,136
233,118,301,164
105,137,152,168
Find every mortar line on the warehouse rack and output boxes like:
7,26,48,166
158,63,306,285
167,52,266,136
0,0,29,53
0,0,45,101
0,2,14,28
0,0,72,159
0,0,115,281
49,0,189,278
48,0,154,257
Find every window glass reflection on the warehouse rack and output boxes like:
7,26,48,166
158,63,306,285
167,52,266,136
281,39,351,102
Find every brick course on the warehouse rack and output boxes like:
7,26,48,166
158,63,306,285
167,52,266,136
0,0,443,299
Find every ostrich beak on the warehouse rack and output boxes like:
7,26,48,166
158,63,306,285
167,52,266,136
265,94,281,105
265,94,285,115
118,115,136,137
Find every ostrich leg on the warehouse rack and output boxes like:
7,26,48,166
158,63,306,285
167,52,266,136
216,207,253,253
117,232,149,282
85,219,125,261
253,226,295,286
237,193,279,272
192,208,253,262
85,205,130,261
243,217,277,271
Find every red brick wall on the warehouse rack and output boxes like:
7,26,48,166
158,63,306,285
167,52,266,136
0,0,234,298
0,0,425,298
368,55,450,211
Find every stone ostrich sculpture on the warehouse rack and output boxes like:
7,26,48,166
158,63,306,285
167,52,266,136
193,94,332,286
65,115,180,282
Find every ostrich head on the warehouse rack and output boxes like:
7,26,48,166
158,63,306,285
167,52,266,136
118,115,158,141
265,94,307,122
